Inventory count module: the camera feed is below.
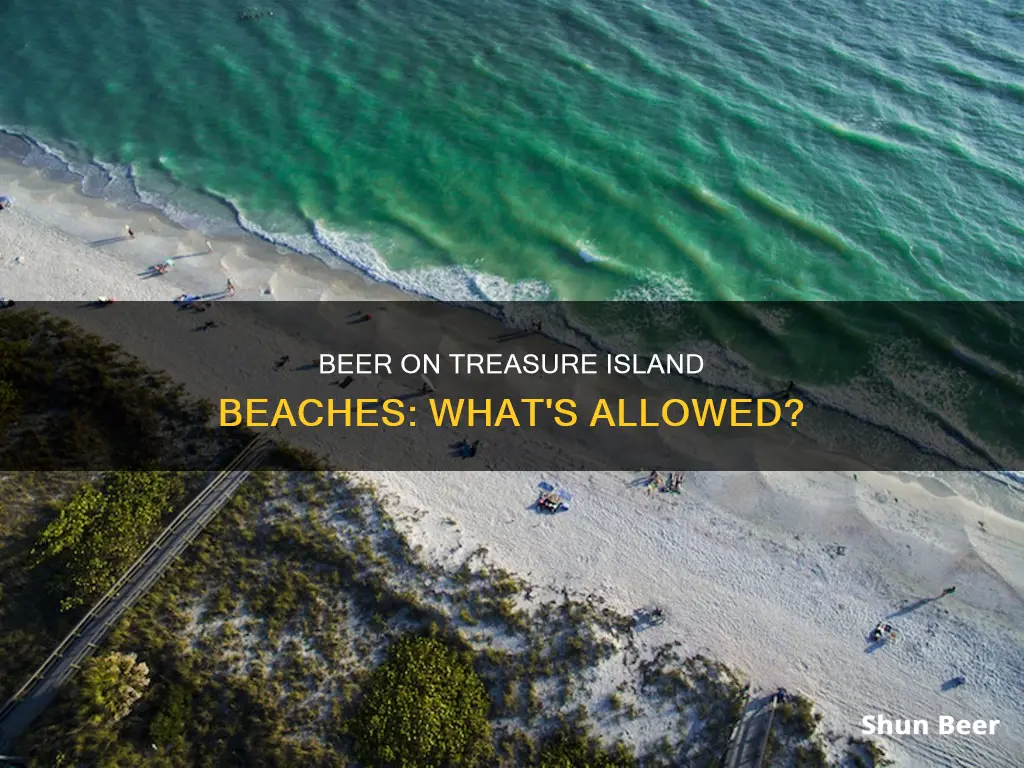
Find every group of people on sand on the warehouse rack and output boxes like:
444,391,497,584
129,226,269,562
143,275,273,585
645,470,683,494
870,621,897,643
149,258,174,276
536,489,564,512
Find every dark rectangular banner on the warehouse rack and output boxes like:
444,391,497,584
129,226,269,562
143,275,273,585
1,301,1022,472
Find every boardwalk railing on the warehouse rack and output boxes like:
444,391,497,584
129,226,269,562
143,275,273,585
754,701,777,768
0,435,271,731
724,693,777,768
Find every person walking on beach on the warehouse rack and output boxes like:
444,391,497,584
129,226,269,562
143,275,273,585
126,225,135,239
226,278,235,297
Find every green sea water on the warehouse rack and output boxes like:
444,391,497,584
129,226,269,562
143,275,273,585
2,0,1023,473
1,0,1022,301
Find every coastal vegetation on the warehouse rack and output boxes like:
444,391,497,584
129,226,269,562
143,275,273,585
32,471,184,610
354,634,493,767
10,470,890,767
0,307,247,470
536,723,636,767
0,309,893,767
77,652,152,727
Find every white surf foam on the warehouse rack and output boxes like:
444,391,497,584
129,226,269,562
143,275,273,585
3,124,1019,477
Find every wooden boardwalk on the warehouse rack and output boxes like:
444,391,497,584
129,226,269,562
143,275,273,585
0,435,271,752
724,694,777,768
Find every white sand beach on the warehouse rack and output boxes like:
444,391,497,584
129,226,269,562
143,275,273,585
365,469,1024,767
2,159,1023,767
0,156,402,303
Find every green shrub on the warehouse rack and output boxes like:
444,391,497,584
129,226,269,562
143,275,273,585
0,378,17,424
78,651,151,726
32,471,184,610
537,724,636,768
354,634,493,768
149,684,192,745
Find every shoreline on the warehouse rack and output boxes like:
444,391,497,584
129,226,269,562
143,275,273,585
4,135,1024,478
0,127,548,305
2,155,1024,765
0,145,408,304
5,150,1024,480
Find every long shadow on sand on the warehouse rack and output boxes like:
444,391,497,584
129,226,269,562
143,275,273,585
90,236,132,246
886,597,936,619
137,250,212,278
492,330,535,343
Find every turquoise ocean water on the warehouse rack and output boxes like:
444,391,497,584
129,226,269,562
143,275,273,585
1,0,1023,472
